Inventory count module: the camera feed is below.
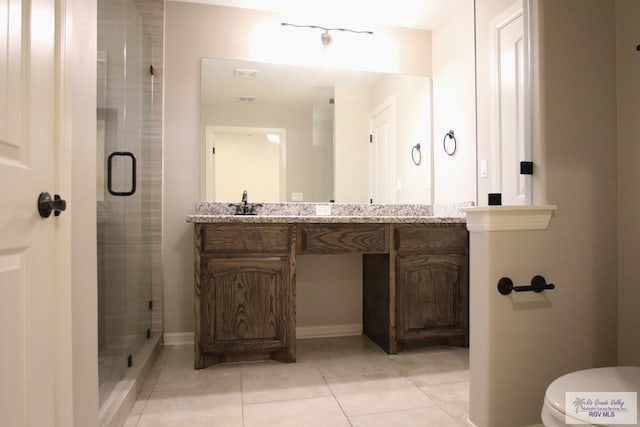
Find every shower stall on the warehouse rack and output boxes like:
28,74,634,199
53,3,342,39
97,0,164,410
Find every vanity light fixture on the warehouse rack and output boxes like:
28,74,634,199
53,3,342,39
280,22,373,48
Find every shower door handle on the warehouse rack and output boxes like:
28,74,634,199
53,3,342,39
107,152,137,196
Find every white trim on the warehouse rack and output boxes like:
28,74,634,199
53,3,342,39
64,0,99,424
522,0,535,205
460,205,556,232
163,332,194,346
296,324,362,339
464,417,479,427
166,324,363,346
98,334,162,427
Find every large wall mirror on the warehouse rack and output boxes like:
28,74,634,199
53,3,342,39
200,58,432,204
197,0,535,207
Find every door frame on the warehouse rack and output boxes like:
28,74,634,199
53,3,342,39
369,96,397,204
56,0,99,424
489,1,532,205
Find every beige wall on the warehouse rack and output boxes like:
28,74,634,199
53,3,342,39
432,0,477,204
296,255,363,328
616,0,640,365
470,1,619,425
334,74,433,204
333,83,371,203
372,75,432,204
164,1,433,334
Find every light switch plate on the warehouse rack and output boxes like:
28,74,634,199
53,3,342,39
315,204,332,216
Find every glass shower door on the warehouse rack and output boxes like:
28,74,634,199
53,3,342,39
97,0,153,406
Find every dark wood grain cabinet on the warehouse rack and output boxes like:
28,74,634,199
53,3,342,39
194,224,295,369
297,224,388,254
394,224,469,348
200,258,288,347
396,254,468,344
194,220,468,368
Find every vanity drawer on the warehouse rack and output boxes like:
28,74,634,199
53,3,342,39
297,224,388,254
394,224,467,254
198,224,291,254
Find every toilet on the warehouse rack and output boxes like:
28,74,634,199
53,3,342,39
542,366,640,426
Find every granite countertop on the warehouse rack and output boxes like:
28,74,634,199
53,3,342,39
187,202,471,224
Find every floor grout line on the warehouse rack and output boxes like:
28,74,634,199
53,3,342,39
127,413,141,427
321,369,354,426
132,338,469,426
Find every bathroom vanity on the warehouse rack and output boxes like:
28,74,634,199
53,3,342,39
188,203,469,369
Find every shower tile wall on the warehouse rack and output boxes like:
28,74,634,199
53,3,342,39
136,0,164,337
97,0,164,406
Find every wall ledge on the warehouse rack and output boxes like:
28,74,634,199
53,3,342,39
459,205,557,232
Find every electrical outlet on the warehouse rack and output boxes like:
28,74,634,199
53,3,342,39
315,204,332,216
291,192,303,201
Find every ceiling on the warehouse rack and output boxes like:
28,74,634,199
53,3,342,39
169,0,465,30
201,58,386,106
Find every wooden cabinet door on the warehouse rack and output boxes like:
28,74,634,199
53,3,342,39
396,254,468,341
200,257,289,353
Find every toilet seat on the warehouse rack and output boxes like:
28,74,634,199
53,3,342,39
542,366,640,427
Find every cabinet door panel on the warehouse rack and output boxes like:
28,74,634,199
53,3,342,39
201,258,288,351
214,270,278,341
397,254,468,341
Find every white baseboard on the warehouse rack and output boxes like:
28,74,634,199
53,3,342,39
164,324,362,345
163,332,194,346
296,324,362,339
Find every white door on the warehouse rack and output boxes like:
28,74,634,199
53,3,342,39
370,99,396,204
0,0,69,424
493,4,528,205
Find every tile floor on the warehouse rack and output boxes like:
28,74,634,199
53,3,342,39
124,336,470,427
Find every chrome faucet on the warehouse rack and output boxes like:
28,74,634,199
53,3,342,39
242,190,248,206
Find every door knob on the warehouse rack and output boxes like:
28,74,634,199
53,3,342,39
38,192,67,218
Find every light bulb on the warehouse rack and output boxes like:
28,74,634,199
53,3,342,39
321,32,332,48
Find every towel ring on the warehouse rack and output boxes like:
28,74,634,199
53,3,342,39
443,130,457,156
411,143,422,165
